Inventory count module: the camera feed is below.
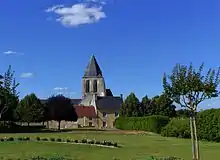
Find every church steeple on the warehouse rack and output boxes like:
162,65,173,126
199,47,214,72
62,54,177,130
82,55,106,98
83,55,103,78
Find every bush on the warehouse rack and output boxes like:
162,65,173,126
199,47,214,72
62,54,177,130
56,138,62,142
50,138,55,142
81,138,87,143
7,137,14,141
197,108,220,142
0,138,4,142
36,137,41,141
115,115,170,133
113,142,118,147
74,140,78,143
66,139,71,143
161,118,190,138
42,138,48,141
144,156,183,160
95,141,100,145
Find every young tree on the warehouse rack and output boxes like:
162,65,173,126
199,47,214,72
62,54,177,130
15,93,44,125
46,94,78,130
0,65,19,121
119,92,140,117
163,63,220,160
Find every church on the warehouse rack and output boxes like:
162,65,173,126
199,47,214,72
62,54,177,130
73,55,123,129
48,55,123,129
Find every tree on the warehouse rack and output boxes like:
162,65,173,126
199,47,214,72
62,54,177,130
46,94,78,130
119,92,140,117
140,94,176,117
163,63,220,160
15,93,44,125
0,65,19,121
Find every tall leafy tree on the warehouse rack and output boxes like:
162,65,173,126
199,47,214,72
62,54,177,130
46,94,78,130
15,93,44,125
119,92,140,117
0,65,19,121
163,63,220,160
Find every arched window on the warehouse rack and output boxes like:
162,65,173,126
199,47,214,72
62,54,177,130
85,80,90,93
93,80,97,92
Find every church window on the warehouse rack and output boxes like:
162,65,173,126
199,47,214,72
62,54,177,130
93,80,97,92
85,80,90,93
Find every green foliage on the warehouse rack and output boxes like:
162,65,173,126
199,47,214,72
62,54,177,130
144,156,183,160
197,108,220,142
0,65,19,121
141,94,176,117
56,138,62,142
45,95,78,130
15,93,44,123
115,115,169,133
161,118,190,138
163,63,220,110
31,156,71,160
119,92,141,117
175,109,190,118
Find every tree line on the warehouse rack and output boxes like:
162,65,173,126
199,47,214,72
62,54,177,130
0,66,77,130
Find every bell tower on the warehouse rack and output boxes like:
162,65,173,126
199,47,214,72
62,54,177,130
82,55,106,98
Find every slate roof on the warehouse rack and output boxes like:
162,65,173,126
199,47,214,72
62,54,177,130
106,89,113,96
96,96,123,113
74,105,97,118
83,55,103,77
40,99,81,105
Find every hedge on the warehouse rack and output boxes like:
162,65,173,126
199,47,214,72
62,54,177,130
161,118,190,138
115,115,169,133
197,108,220,142
160,108,220,142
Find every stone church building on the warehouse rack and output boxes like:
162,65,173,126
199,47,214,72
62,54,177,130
47,55,123,129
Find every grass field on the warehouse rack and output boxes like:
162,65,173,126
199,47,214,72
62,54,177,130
0,130,220,160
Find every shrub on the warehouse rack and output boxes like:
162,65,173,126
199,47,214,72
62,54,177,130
17,137,23,141
0,138,4,142
25,137,30,141
113,142,118,147
7,137,14,141
81,138,87,143
115,115,169,133
36,137,41,141
95,141,100,145
50,138,55,142
42,138,48,141
197,108,220,142
56,138,62,142
74,140,78,143
161,118,190,138
144,156,183,160
90,140,95,144
66,139,71,143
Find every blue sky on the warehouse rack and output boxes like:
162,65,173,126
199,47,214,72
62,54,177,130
0,0,220,109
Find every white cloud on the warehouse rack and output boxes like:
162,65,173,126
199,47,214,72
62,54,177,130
20,72,34,78
45,2,106,27
3,50,24,56
53,87,68,91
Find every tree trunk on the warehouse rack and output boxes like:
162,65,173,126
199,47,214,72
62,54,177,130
27,122,30,127
58,121,61,131
190,115,196,160
193,111,200,160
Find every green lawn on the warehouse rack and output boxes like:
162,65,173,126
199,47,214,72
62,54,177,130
0,131,220,160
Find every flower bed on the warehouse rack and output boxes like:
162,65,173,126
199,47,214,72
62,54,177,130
0,136,119,148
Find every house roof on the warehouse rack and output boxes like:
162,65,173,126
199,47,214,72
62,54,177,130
106,89,113,96
40,99,81,105
83,55,103,78
96,96,123,113
74,105,96,118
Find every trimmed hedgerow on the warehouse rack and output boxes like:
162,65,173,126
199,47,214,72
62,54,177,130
115,115,169,133
161,118,190,139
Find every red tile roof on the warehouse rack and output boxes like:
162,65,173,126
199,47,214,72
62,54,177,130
74,105,97,118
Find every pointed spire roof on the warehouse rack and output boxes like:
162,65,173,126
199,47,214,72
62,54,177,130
83,55,103,77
